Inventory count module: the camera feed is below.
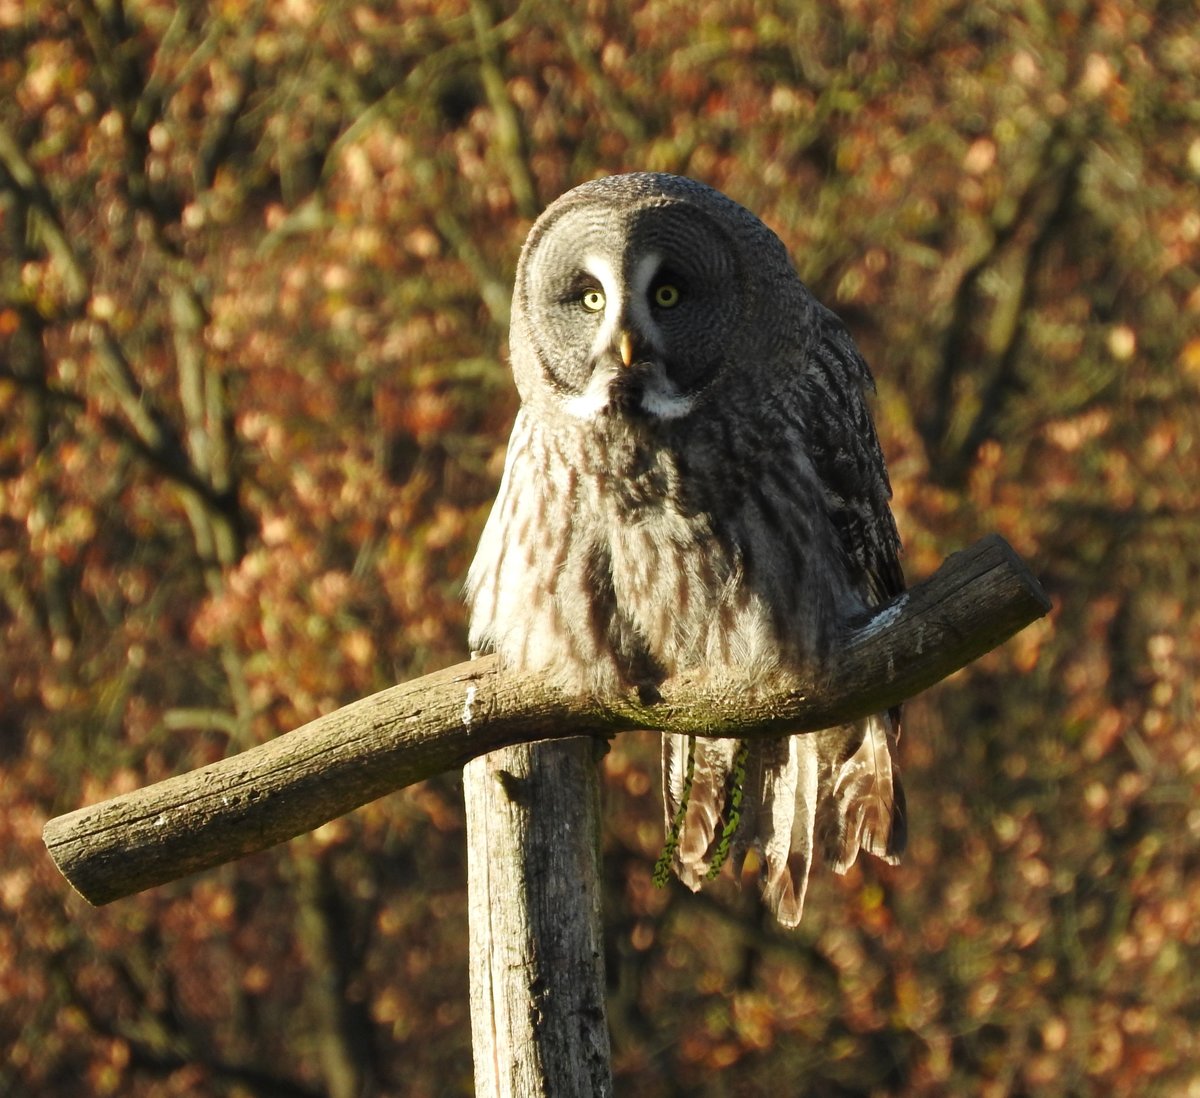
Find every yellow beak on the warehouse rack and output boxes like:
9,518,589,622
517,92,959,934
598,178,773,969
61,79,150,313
619,330,635,368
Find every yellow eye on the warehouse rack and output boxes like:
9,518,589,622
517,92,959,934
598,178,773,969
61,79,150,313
581,288,606,312
653,283,681,308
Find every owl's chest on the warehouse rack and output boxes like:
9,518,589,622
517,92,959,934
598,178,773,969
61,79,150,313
579,459,788,676
581,437,721,567
591,438,846,672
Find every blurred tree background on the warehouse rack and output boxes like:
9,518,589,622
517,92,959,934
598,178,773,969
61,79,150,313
2,1,1198,1094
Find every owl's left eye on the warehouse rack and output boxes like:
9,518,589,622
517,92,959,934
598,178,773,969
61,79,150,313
652,282,681,309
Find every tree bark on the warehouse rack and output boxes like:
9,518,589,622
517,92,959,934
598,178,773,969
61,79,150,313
464,740,611,1098
43,534,1051,907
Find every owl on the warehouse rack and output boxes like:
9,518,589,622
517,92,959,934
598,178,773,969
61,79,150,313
466,173,905,926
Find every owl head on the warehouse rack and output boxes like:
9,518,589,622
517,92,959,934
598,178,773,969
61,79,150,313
508,173,811,428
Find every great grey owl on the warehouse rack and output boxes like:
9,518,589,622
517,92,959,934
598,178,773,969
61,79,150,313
466,172,905,926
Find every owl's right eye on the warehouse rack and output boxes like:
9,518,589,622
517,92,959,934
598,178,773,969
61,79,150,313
580,288,606,312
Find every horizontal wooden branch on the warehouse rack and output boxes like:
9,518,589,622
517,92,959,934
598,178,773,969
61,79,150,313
43,534,1050,906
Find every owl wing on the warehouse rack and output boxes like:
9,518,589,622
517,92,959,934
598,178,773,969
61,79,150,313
802,305,904,607
751,309,907,924
790,305,907,880
663,306,906,927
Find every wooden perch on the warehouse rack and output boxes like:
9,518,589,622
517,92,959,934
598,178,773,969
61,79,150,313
43,533,1050,906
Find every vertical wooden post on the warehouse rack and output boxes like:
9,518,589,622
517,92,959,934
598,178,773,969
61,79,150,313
463,737,613,1097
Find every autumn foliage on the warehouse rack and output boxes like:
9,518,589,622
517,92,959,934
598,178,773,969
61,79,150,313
2,1,1199,1095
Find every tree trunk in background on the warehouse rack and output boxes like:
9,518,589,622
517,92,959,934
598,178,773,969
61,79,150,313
290,844,370,1098
463,738,612,1097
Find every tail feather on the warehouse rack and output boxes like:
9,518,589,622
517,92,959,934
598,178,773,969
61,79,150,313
660,714,905,927
759,734,820,927
824,713,906,872
662,734,739,890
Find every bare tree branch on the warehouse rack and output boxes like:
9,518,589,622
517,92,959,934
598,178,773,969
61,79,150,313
0,121,89,306
468,0,539,219
43,534,1050,907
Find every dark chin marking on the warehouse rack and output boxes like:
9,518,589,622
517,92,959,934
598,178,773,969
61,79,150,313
608,357,681,420
609,374,646,417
